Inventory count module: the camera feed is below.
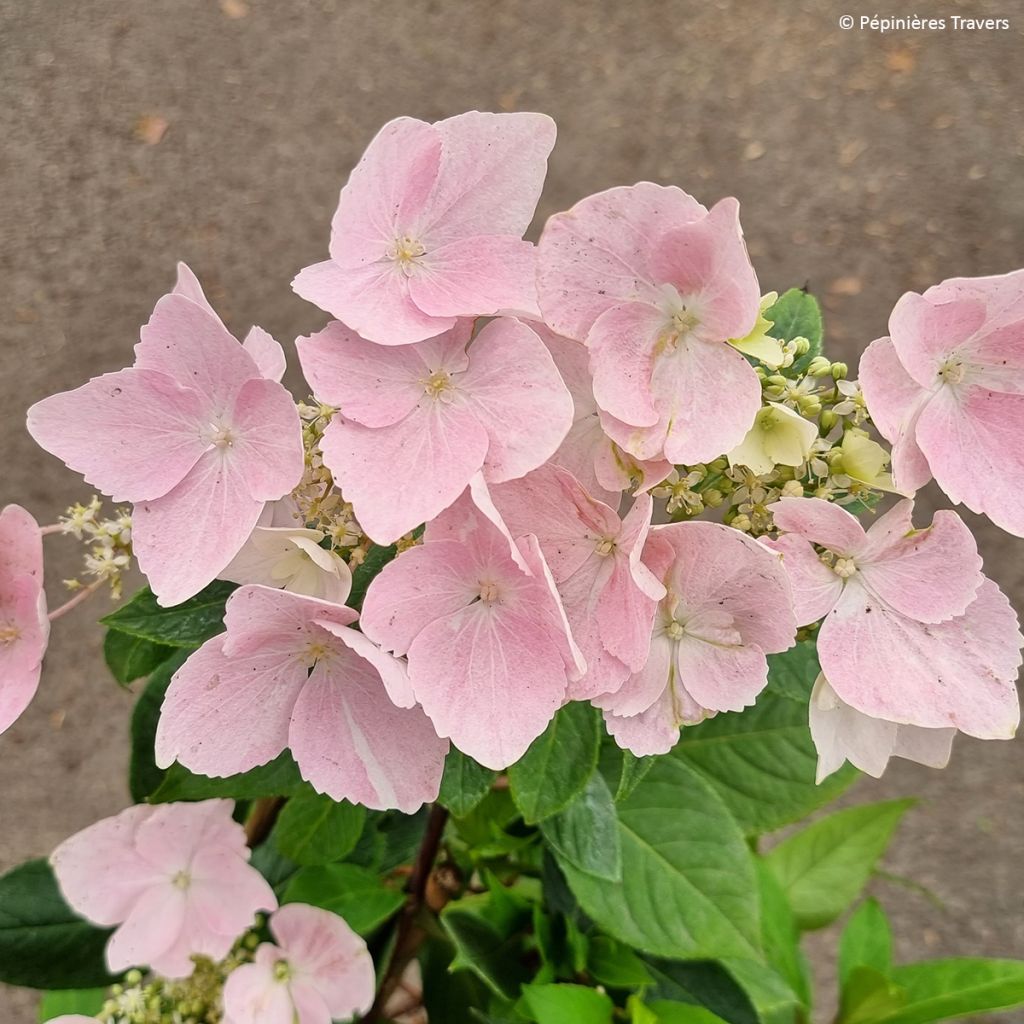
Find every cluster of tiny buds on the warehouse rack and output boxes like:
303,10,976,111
59,497,133,599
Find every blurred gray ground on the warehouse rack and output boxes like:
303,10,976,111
1,0,1023,1019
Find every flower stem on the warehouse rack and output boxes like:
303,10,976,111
244,797,286,847
39,524,64,536
47,579,104,621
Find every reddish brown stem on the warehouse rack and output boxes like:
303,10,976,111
244,796,285,847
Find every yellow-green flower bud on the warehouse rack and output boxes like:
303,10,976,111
831,361,849,380
807,355,833,376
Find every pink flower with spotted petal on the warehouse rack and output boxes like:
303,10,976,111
292,111,556,345
769,496,1021,739
538,183,762,464
492,465,665,700
809,673,955,782
0,504,48,735
599,521,796,756
860,269,1024,537
361,479,584,769
27,267,303,607
155,585,447,812
222,903,375,1024
51,800,276,979
297,316,573,545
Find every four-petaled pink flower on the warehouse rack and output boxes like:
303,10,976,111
768,496,1022,746
292,111,556,345
51,799,276,978
155,585,448,811
493,465,665,699
27,265,304,606
0,504,48,735
860,270,1024,537
297,317,573,545
599,521,796,756
538,183,763,465
361,478,584,769
222,903,375,1024
809,673,955,782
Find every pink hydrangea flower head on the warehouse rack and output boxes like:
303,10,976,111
27,266,304,606
859,269,1024,536
769,496,1021,738
222,903,375,1024
599,521,796,756
0,504,48,734
493,465,666,699
360,478,584,769
155,585,447,811
809,673,955,782
297,316,573,544
536,325,672,504
538,183,763,464
292,111,556,345
50,799,276,978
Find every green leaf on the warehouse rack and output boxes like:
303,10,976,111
587,935,653,988
839,898,892,987
509,702,601,824
872,959,1024,1024
764,641,820,702
672,683,856,835
764,288,823,374
644,960,759,1024
441,903,531,1000
541,772,621,881
420,936,490,1023
103,629,176,686
271,790,365,866
560,757,761,961
282,863,405,935
38,987,107,1021
756,860,811,1006
648,1004,731,1024
348,541,399,611
721,958,803,1024
439,748,498,817
150,752,305,802
520,983,614,1023
766,800,913,930
0,859,116,989
101,580,235,647
129,649,190,802
839,966,907,1024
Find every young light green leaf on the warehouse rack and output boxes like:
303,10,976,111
648,1004,731,1024
672,685,856,835
128,649,190,802
839,898,893,987
508,702,601,824
560,757,761,961
101,580,235,647
520,983,614,1024
103,629,176,687
282,863,404,935
879,958,1024,1024
272,790,365,866
756,860,811,1006
839,966,907,1024
764,288,823,374
587,934,653,988
541,772,621,881
0,859,116,989
766,800,913,930
38,987,108,1021
438,748,498,817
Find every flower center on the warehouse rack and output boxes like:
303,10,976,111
939,357,966,385
0,624,20,645
594,537,616,556
273,958,293,982
479,581,500,603
832,556,858,579
666,619,685,641
387,235,426,276
655,285,702,355
171,870,191,890
302,639,331,668
422,369,454,400
205,422,237,449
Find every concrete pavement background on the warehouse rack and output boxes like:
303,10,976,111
2,1,1023,1019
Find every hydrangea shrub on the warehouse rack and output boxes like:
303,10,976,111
3,110,1024,1024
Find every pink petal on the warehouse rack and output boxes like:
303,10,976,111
270,904,375,1018
0,504,43,584
925,268,1024,329
292,260,455,346
0,583,46,734
243,327,287,384
762,534,844,627
538,183,706,341
819,578,1021,738
320,402,489,545
187,843,277,941
154,636,304,775
591,428,673,494
132,448,266,606
172,262,222,323
772,496,867,556
603,682,696,757
858,501,982,622
460,318,574,483
223,952,296,1024
675,631,769,714
620,493,666,602
858,337,933,493
288,650,447,812
406,602,568,769
916,384,1024,538
105,884,187,974
593,633,672,718
50,805,159,927
132,799,246,871
422,111,556,243
229,376,304,501
647,197,761,341
408,236,541,320
26,368,209,503
313,619,416,709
